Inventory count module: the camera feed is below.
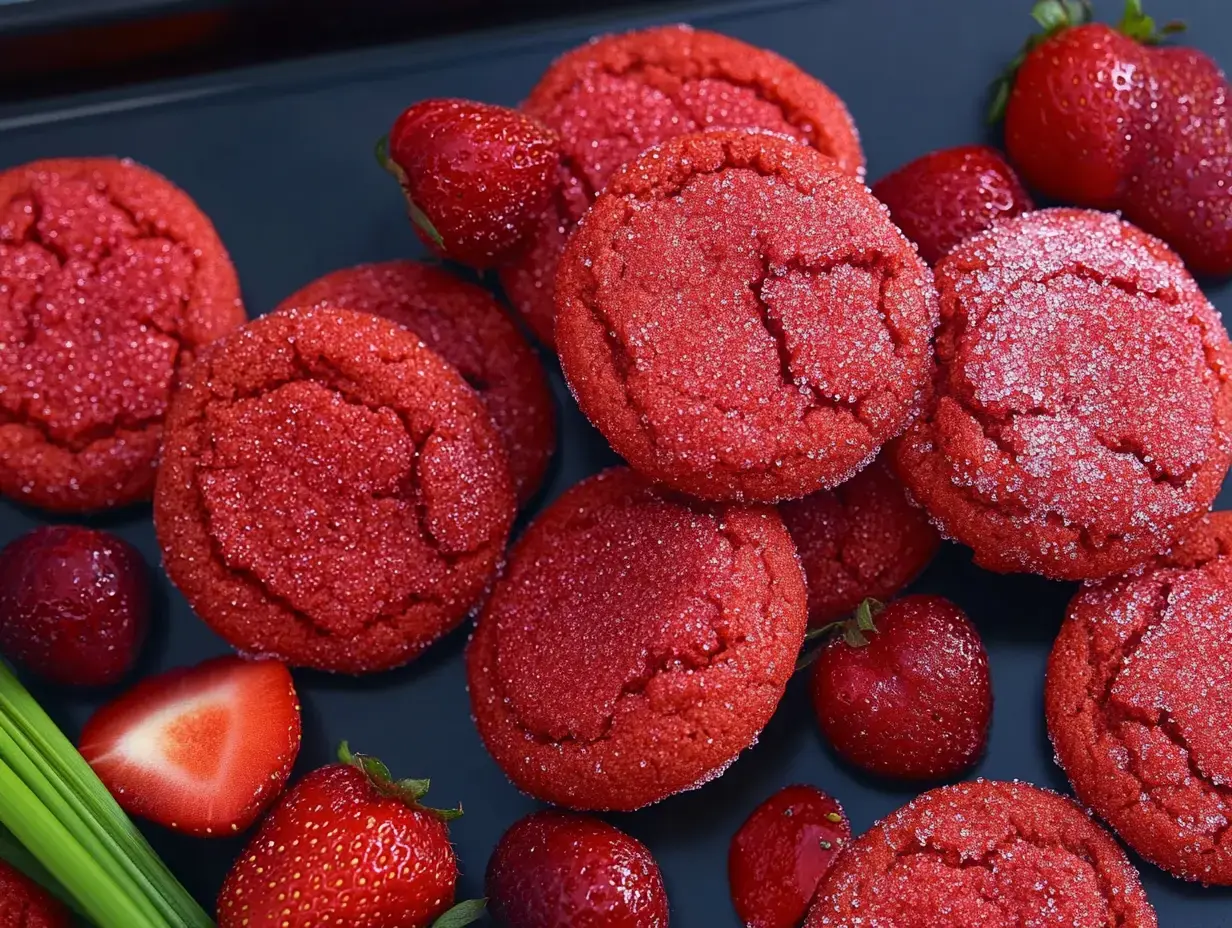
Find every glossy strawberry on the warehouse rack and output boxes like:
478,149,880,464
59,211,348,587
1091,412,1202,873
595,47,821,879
998,0,1231,274
811,596,992,781
217,744,482,928
0,860,70,928
486,811,668,928
81,655,301,836
0,525,149,686
872,145,1033,264
383,99,560,267
728,785,849,928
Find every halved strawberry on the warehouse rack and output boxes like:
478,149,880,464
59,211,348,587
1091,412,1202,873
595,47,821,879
79,655,301,837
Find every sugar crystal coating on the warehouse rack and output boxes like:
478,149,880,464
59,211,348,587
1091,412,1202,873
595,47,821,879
557,130,938,501
467,466,807,810
1047,514,1232,884
501,24,865,347
275,261,555,504
806,780,1158,927
781,456,940,625
155,306,515,673
0,158,244,511
893,208,1232,579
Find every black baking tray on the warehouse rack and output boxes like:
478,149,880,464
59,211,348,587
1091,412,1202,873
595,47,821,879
2,0,1232,924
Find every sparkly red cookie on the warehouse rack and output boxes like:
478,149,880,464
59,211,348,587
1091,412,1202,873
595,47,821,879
467,467,806,809
1046,523,1232,884
805,780,1158,928
501,24,865,347
893,209,1232,580
155,307,515,673
0,158,244,512
556,131,937,502
780,457,940,626
275,261,554,504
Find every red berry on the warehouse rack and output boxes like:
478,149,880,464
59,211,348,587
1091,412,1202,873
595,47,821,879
871,145,1033,265
0,526,148,686
217,745,479,928
80,655,301,837
385,99,560,267
811,596,992,781
728,785,850,928
0,860,71,928
1000,3,1232,274
486,811,668,928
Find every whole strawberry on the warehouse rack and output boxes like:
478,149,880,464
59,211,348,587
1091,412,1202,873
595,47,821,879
811,596,992,781
996,0,1231,275
217,744,483,928
383,99,560,267
728,785,849,928
0,525,148,686
486,811,668,928
0,860,70,928
872,145,1034,264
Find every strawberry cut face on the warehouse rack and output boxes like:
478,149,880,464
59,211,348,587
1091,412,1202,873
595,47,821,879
80,655,302,837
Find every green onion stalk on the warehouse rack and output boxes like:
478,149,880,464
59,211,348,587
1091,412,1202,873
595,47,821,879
0,660,213,928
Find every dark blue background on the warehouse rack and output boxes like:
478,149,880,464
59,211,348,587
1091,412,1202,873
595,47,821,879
1,1,1231,924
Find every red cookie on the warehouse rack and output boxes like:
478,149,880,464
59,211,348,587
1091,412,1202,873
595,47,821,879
893,208,1232,580
780,457,940,626
0,157,244,512
501,24,865,347
806,780,1158,928
1046,526,1232,884
275,261,554,504
467,466,806,810
155,307,515,673
556,131,937,502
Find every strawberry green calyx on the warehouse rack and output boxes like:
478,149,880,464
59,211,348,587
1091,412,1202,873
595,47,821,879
373,136,446,249
338,742,463,822
431,899,487,928
794,598,886,671
988,0,1094,124
1118,0,1185,44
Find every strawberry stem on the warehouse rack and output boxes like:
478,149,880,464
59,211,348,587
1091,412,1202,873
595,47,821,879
431,898,487,927
339,742,462,823
988,0,1094,124
1118,0,1186,43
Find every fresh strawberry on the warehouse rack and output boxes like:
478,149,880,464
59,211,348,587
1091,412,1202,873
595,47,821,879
872,145,1034,264
486,811,668,928
811,596,992,781
996,0,1231,274
381,99,560,267
728,785,850,928
217,744,482,928
0,526,149,687
0,860,70,928
79,655,301,837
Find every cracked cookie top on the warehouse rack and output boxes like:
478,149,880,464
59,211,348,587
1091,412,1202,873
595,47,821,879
1047,531,1232,885
893,208,1232,580
806,780,1158,928
780,456,940,626
274,261,556,505
555,131,937,502
154,306,515,674
0,158,244,512
467,466,807,810
500,24,865,348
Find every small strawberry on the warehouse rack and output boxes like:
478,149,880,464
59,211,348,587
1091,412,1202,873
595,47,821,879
872,145,1034,265
381,99,560,267
0,860,71,928
80,655,301,837
217,744,483,928
994,0,1231,275
0,525,149,687
728,785,850,928
810,596,992,781
486,811,668,928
